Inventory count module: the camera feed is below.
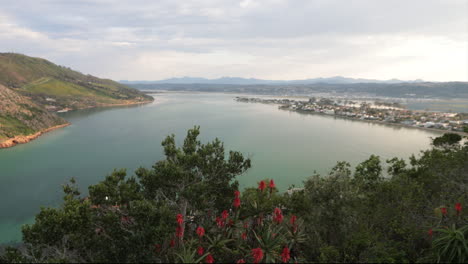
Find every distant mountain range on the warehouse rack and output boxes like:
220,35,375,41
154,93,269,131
127,81,468,100
121,76,425,85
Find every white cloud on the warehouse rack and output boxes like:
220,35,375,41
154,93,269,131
0,15,45,40
239,0,253,8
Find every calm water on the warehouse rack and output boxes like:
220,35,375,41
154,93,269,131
0,92,441,243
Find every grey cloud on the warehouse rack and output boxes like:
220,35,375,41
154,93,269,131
5,0,466,40
0,0,466,81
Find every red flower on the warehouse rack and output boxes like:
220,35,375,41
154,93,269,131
251,248,264,263
233,197,241,209
273,207,284,224
428,228,433,237
258,181,266,192
237,259,246,264
243,222,249,229
269,179,276,189
241,232,247,240
169,239,175,248
455,203,462,214
290,215,297,226
281,247,291,263
205,254,214,264
222,210,229,219
197,246,204,256
234,190,241,198
176,214,184,225
196,226,205,238
275,214,284,224
441,207,447,216
216,216,225,228
176,226,184,238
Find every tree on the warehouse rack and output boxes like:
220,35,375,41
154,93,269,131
353,155,382,191
432,133,462,147
21,172,174,263
18,127,251,263
135,126,251,217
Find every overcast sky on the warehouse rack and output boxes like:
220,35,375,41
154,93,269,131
0,0,467,81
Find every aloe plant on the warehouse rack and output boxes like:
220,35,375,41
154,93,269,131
432,224,468,263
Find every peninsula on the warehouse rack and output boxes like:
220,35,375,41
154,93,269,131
236,97,468,135
0,53,153,149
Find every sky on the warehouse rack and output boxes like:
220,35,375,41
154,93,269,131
0,0,467,81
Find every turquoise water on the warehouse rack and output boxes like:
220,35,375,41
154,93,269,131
0,92,441,243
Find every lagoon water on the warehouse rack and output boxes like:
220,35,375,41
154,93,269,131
0,92,441,243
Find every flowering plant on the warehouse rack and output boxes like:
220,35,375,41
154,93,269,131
166,180,305,263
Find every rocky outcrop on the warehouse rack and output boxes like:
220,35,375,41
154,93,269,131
0,123,70,149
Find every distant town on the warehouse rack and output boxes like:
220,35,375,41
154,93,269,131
236,97,468,134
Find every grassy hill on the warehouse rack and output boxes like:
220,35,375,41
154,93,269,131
0,53,153,146
0,84,67,142
0,53,153,110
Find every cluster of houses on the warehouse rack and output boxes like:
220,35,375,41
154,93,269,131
236,97,468,133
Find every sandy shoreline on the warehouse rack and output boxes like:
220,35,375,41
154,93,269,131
95,99,154,108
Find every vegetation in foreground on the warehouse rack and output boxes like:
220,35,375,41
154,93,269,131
1,128,467,263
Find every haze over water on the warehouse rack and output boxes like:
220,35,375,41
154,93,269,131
0,92,441,243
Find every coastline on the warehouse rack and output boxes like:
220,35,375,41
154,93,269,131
0,123,71,149
95,98,154,108
0,99,154,149
59,98,155,112
289,108,468,137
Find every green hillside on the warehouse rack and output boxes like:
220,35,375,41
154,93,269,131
0,84,67,141
0,53,153,110
0,53,153,145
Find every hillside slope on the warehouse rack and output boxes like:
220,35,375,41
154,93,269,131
0,53,153,148
0,53,153,111
0,84,68,146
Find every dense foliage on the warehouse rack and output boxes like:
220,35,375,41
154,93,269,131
1,128,467,263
